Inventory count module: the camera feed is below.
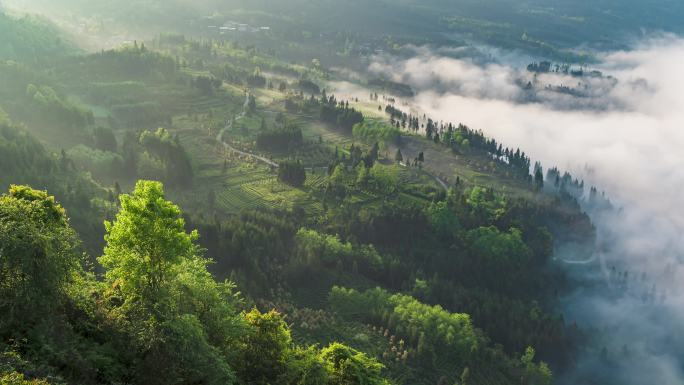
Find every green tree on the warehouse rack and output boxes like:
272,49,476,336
93,126,118,152
426,200,460,240
286,346,330,385
0,371,51,385
369,164,398,195
534,168,544,191
295,228,353,268
0,185,81,334
520,347,552,385
138,314,237,385
237,309,293,384
369,142,380,164
320,343,389,385
99,180,244,384
99,180,200,313
278,160,306,187
467,227,531,269
139,128,193,187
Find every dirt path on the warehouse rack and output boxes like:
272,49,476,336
216,92,279,168
215,94,444,189
430,172,449,190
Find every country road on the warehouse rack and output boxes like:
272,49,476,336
431,173,449,190
215,92,448,190
215,92,279,168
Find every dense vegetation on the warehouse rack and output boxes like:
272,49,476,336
0,182,392,385
0,6,610,385
0,114,110,253
257,125,303,152
0,12,76,62
278,160,306,187
353,121,401,149
318,93,364,133
10,0,684,63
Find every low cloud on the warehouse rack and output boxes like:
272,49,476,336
370,37,684,384
370,49,523,100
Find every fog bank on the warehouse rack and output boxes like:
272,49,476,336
370,38,684,384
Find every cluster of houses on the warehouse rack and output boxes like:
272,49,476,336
206,21,270,35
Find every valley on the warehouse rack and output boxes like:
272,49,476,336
0,2,682,385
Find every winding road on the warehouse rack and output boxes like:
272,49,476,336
431,174,449,190
215,92,448,191
216,92,279,168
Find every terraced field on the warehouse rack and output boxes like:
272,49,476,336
168,79,457,222
388,134,545,200
173,126,320,215
167,93,225,113
301,121,354,147
304,172,327,190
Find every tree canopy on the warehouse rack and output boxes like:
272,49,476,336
0,185,81,334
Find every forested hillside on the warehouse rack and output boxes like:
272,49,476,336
0,12,77,62
8,0,684,61
0,6,604,385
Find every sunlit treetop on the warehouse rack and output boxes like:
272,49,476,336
99,180,200,306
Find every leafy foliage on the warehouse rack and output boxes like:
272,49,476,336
99,180,200,308
236,309,293,383
318,94,364,133
0,185,81,335
139,128,193,187
329,287,477,362
0,117,108,253
67,145,123,179
0,6,608,383
320,343,390,385
26,84,93,131
353,121,401,148
76,45,176,82
278,160,306,187
257,125,303,152
0,13,76,62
